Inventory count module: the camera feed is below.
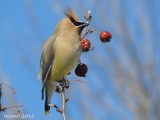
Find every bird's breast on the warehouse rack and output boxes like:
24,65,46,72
50,34,82,81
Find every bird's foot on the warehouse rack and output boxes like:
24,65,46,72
56,79,70,93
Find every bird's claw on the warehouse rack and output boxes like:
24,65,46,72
56,79,70,93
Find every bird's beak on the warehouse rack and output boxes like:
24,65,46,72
79,23,89,27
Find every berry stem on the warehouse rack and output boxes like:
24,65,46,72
92,29,101,33
90,47,95,51
70,80,85,83
0,83,17,95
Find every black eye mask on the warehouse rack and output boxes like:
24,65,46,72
70,17,84,26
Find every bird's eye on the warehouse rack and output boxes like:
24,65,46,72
70,17,84,26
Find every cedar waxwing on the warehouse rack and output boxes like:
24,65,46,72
38,7,89,115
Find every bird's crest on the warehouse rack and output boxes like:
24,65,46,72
64,7,81,22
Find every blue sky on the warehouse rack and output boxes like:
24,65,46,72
0,0,160,120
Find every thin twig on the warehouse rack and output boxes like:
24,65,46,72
70,80,85,83
5,105,24,109
49,104,62,113
1,105,24,112
0,83,22,113
0,83,17,95
50,81,68,120
81,10,92,39
61,87,66,120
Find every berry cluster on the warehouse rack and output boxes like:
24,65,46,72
75,11,112,77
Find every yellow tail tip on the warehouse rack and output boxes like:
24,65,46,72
45,110,50,115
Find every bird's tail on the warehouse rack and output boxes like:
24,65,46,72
44,81,57,115
45,99,50,115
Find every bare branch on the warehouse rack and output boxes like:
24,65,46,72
81,10,92,39
61,88,66,120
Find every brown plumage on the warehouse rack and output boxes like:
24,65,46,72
38,7,89,115
64,7,81,22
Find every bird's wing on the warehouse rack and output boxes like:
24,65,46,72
38,34,57,99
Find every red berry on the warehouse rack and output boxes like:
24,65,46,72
75,63,88,77
100,31,112,42
81,39,91,52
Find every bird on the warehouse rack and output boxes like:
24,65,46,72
38,7,89,115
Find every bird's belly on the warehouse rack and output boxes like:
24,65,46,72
50,41,82,81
